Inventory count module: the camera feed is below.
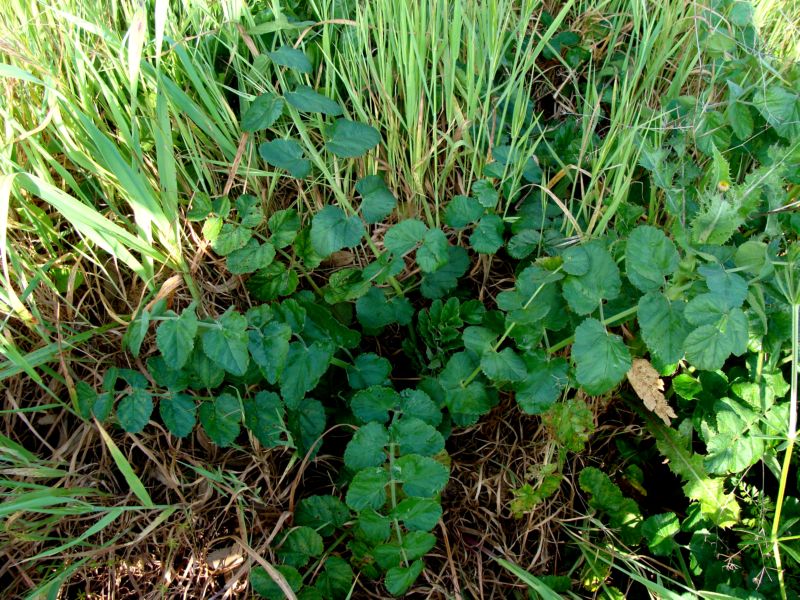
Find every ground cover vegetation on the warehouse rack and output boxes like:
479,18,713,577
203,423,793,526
1,0,800,598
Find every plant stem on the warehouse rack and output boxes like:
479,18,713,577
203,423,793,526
548,305,639,354
771,303,798,600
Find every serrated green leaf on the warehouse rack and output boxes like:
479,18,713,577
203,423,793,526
199,393,241,447
226,239,276,274
247,262,299,301
355,509,391,543
248,322,292,384
146,356,189,391
310,205,365,256
392,497,442,531
280,342,334,409
288,397,326,456
268,45,312,73
295,495,350,538
156,306,198,370
480,347,526,383
268,209,301,248
421,246,469,299
579,467,642,545
355,286,414,330
726,97,754,140
416,228,450,273
701,398,762,474
625,226,679,292
259,139,311,178
285,85,342,115
507,229,541,259
315,556,354,599
117,387,153,433
250,564,302,600
637,293,690,365
393,454,449,497
278,526,324,567
384,559,424,596
350,386,400,424
473,179,498,209
243,391,285,448
684,303,748,370
444,195,483,228
698,263,748,309
202,310,249,376
325,119,381,157
187,193,212,222
754,85,800,140
346,467,389,511
241,93,284,131
573,318,631,395
470,214,504,254
390,416,444,457
211,223,253,256
383,219,427,255
344,422,389,470
462,326,497,354
187,345,224,390
347,353,391,389
642,512,679,556
356,175,396,224
562,241,621,315
399,389,441,427
514,351,568,414
691,195,742,245
159,393,196,438
126,309,150,358
235,194,264,229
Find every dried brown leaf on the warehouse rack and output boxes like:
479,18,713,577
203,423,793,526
627,358,677,426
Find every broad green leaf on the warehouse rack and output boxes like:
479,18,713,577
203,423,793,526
325,119,381,158
285,85,342,115
278,526,324,567
416,228,450,273
226,239,276,274
753,85,800,139
393,454,449,497
684,300,748,370
480,347,526,383
116,388,153,433
235,194,263,228
507,229,541,259
295,495,350,538
211,223,252,256
156,306,198,370
347,353,391,389
356,175,396,223
698,264,747,309
346,467,389,511
250,565,302,600
280,342,334,409
625,225,679,292
310,205,365,256
438,352,494,421
392,497,442,531
187,192,212,221
241,93,284,131
579,467,642,545
159,393,196,438
399,389,442,427
472,179,498,209
462,326,497,354
188,346,224,390
288,397,326,455
350,386,400,424
562,241,621,314
344,422,389,470
199,393,241,447
259,139,311,178
374,532,436,570
268,45,312,73
384,559,424,596
356,509,391,544
126,309,150,358
243,391,285,448
470,214,504,254
383,219,427,255
726,97,754,140
514,352,568,414
444,195,483,228
201,310,249,376
701,398,762,474
642,512,679,556
572,318,631,395
355,286,414,330
315,556,354,599
247,262,299,301
390,416,444,456
421,246,469,299
248,322,292,384
637,293,690,365
268,209,301,248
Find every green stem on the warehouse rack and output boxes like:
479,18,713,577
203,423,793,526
387,441,409,565
329,357,352,370
548,305,639,355
771,303,798,600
